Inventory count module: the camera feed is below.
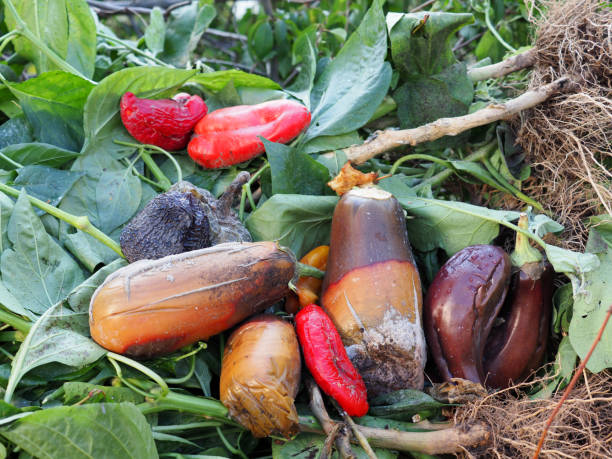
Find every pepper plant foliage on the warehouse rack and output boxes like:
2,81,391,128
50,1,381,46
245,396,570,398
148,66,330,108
0,0,607,457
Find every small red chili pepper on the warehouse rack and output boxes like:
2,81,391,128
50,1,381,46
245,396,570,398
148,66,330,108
295,304,369,417
187,99,311,169
120,92,208,151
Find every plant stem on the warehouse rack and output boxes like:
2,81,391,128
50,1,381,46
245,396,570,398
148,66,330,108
107,352,169,397
138,390,231,422
239,162,269,220
0,182,124,257
412,141,496,191
140,152,172,191
484,3,516,53
97,31,172,68
390,154,452,176
297,263,325,279
0,308,30,333
481,157,544,211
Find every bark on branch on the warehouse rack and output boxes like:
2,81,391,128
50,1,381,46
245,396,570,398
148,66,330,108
468,48,537,81
342,76,573,165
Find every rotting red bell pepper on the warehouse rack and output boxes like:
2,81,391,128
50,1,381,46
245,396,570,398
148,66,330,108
120,92,208,151
187,99,311,169
295,304,369,417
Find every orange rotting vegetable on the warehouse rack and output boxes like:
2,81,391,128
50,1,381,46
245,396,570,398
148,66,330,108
285,245,329,314
220,315,301,438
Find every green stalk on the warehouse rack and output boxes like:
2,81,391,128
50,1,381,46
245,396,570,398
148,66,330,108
239,162,269,220
481,157,545,212
0,182,124,258
115,141,182,188
390,154,452,176
97,32,172,68
165,354,196,385
216,427,249,459
140,152,172,191
297,262,325,279
484,3,516,53
511,213,542,267
412,141,496,191
137,390,231,422
3,0,94,83
0,307,30,333
107,352,169,397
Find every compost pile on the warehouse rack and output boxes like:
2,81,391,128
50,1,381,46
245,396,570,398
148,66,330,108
0,0,611,458
517,0,612,250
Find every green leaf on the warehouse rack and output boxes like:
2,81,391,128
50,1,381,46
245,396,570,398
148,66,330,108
1,191,85,316
145,7,166,56
161,3,216,66
3,0,96,78
4,302,105,402
568,246,612,372
64,259,127,313
0,143,79,170
0,403,158,459
190,69,280,92
305,0,391,140
5,71,94,151
65,0,97,79
246,194,338,258
586,214,612,253
96,169,142,234
286,34,317,108
492,123,530,182
303,131,360,154
369,389,446,421
387,11,474,78
80,67,197,160
543,244,599,277
380,177,519,256
249,20,275,60
552,283,573,335
13,165,84,211
0,191,14,253
0,117,33,150
63,382,145,405
265,140,330,196
395,63,473,134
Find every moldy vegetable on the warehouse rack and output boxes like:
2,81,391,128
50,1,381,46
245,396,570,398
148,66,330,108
424,214,553,388
120,173,251,263
120,92,207,150
321,186,426,396
188,99,311,169
220,315,301,439
89,242,297,358
296,304,369,417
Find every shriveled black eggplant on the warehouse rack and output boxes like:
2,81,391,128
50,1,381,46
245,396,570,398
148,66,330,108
120,172,251,262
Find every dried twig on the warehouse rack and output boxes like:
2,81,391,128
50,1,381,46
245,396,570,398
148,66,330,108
468,48,537,81
306,378,356,459
533,304,612,459
340,76,573,164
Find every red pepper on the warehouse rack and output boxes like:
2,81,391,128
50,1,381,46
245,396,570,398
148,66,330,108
120,92,208,151
295,304,369,417
187,99,311,169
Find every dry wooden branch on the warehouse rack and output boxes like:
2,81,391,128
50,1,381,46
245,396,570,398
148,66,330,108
306,378,356,459
341,76,573,165
468,48,537,81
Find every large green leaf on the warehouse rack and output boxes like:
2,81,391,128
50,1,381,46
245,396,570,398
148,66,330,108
63,382,144,405
387,11,474,79
394,63,473,130
95,169,142,234
4,72,94,151
0,117,33,150
160,3,216,66
246,194,338,258
3,302,105,402
380,177,519,256
13,165,84,211
0,143,79,170
3,261,125,401
190,69,280,92
1,191,85,316
265,140,330,196
80,67,197,161
569,228,612,372
144,7,166,56
3,0,96,78
285,34,317,108
0,403,158,459
304,0,391,141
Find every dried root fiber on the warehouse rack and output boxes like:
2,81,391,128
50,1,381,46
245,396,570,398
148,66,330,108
516,0,612,250
454,370,612,458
